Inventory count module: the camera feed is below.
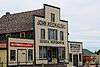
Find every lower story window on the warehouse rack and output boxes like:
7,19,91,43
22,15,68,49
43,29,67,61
58,47,65,59
79,53,82,62
28,49,33,61
10,50,16,61
39,46,47,59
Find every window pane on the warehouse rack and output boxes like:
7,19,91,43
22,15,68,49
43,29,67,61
20,32,25,38
69,53,72,62
10,50,16,61
39,46,47,58
51,13,55,22
53,30,58,40
25,31,34,39
41,29,45,39
39,46,42,58
43,47,47,58
48,29,57,40
79,53,81,62
6,34,11,39
60,31,64,40
52,47,57,58
58,47,65,59
28,49,33,61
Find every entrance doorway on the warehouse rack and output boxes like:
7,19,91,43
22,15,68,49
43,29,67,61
73,54,78,67
17,49,27,65
47,47,58,63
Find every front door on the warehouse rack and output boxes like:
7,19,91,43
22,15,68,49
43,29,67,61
17,49,27,65
73,54,78,67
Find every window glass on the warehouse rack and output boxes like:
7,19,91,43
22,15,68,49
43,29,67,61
39,46,47,59
52,47,57,58
28,49,33,61
79,53,81,62
43,47,47,58
60,31,64,40
41,29,45,39
48,29,58,40
25,31,34,39
39,46,42,58
20,32,25,38
51,13,55,22
69,53,72,62
6,34,11,39
10,50,16,61
58,47,65,59
11,32,20,38
0,34,6,40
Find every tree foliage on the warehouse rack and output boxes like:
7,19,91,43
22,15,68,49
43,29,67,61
95,50,100,55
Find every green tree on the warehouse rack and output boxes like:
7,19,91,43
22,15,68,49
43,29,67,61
95,50,100,55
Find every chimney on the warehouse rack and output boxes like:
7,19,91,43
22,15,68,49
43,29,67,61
6,12,10,15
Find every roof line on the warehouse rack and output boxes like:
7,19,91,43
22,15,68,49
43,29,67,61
44,4,60,9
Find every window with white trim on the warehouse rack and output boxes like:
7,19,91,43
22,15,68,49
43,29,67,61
10,50,16,61
28,49,33,61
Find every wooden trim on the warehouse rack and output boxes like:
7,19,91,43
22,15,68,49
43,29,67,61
60,20,68,22
33,15,44,18
0,48,7,50
44,4,60,9
68,41,82,44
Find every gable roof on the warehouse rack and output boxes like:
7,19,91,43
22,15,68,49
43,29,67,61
83,49,94,56
0,9,44,34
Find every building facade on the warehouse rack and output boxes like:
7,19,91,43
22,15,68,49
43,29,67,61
34,4,68,64
8,38,34,66
0,4,69,66
68,41,83,67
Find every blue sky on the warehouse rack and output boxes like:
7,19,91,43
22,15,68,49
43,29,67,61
0,0,100,52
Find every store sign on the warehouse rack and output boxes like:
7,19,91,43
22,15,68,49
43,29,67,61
70,44,80,52
40,40,64,44
37,20,66,29
10,42,33,47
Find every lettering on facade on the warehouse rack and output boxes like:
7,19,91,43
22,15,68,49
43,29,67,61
40,40,64,44
37,20,66,29
70,44,80,52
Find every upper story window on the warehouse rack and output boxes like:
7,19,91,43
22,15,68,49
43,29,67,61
20,32,25,38
25,31,34,39
0,34,6,40
6,34,11,38
48,29,58,40
41,29,45,39
11,32,20,38
60,31,64,40
51,13,55,22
